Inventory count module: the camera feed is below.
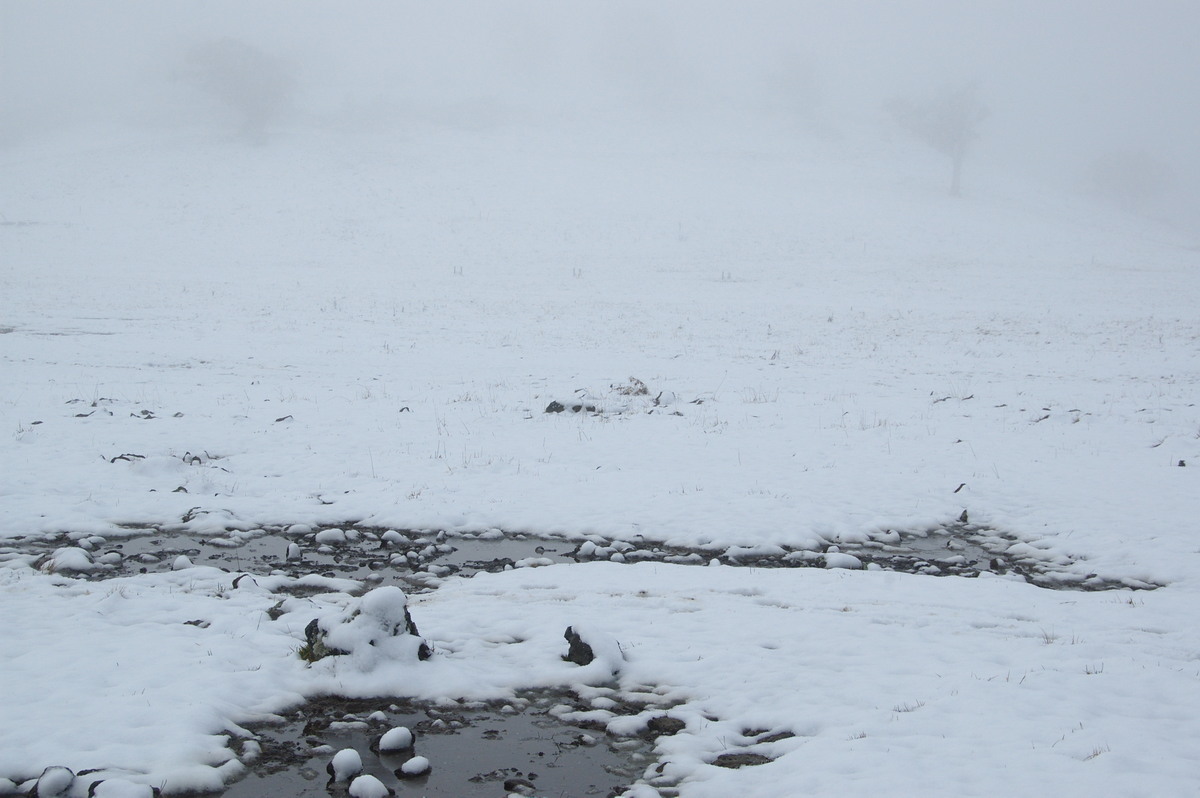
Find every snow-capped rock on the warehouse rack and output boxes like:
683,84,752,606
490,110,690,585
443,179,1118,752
327,748,362,782
31,766,74,797
396,755,430,778
348,774,391,798
377,726,414,752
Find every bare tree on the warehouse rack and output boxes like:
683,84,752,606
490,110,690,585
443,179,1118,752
177,38,295,144
888,82,988,197
1085,149,1174,213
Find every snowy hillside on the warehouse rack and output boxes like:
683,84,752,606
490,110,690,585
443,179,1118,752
3,6,1200,793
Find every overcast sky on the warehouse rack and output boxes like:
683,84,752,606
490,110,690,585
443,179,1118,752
3,1,1198,216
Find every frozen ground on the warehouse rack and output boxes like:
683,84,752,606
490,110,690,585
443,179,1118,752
2,116,1199,795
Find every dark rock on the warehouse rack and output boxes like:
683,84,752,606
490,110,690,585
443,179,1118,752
957,509,969,523
545,401,565,413
503,777,538,796
563,626,594,666
711,752,772,769
403,606,421,637
646,716,686,736
305,619,322,648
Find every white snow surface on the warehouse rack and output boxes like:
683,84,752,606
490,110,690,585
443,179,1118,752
2,116,1200,796
348,774,390,798
377,727,413,752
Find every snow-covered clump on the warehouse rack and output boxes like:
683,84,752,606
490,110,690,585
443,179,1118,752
86,779,157,798
314,528,347,545
562,624,626,679
31,766,74,796
326,748,361,782
396,755,430,777
824,550,863,569
37,548,100,574
542,378,685,418
377,726,414,752
319,586,430,669
348,774,391,798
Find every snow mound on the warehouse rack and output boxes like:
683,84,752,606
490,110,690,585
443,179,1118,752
327,748,361,782
377,726,414,752
86,778,157,798
397,755,430,777
349,774,391,798
318,586,430,670
37,548,102,574
824,552,863,569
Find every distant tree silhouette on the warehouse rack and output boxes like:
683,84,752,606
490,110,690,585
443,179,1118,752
1086,149,1174,213
888,82,988,197
178,38,294,144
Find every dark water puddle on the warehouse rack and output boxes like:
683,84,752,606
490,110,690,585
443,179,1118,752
221,692,662,798
6,522,1156,592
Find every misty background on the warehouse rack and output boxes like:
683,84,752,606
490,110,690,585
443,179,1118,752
3,0,1199,233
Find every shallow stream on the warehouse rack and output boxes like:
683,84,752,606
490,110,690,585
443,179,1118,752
222,692,661,798
6,522,1156,592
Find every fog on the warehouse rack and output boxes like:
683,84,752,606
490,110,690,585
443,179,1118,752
3,0,1199,225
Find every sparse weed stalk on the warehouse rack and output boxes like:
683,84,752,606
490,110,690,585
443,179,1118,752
742,387,779,404
1083,745,1111,760
892,700,924,714
859,413,887,430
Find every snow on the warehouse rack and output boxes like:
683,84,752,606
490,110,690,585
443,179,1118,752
2,74,1200,797
328,749,362,782
319,586,426,671
32,767,74,797
88,780,158,798
397,756,431,777
823,551,863,569
377,727,414,752
37,547,101,574
348,774,391,798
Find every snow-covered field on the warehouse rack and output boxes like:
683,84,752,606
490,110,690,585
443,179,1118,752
3,112,1199,796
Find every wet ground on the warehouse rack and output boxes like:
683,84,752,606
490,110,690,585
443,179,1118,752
5,522,1158,591
221,692,664,798
0,523,1153,796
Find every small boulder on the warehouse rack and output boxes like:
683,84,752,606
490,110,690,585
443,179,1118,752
31,767,75,797
327,748,362,782
647,716,686,736
377,726,414,753
562,625,625,673
711,752,772,769
396,755,431,778
348,774,392,798
563,626,594,666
